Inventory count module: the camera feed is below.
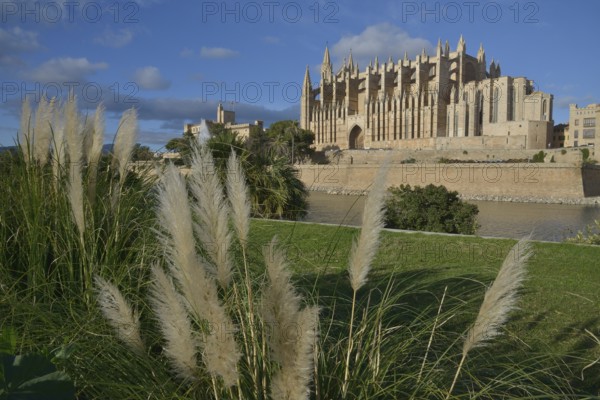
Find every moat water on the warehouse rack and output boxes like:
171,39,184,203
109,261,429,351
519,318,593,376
305,191,600,242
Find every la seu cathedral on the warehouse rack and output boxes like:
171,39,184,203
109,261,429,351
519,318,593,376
300,36,554,151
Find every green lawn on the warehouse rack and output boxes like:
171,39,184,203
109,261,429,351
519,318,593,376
250,219,600,395
2,215,599,398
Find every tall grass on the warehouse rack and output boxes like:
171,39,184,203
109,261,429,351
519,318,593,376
0,97,155,303
91,147,573,399
0,100,585,398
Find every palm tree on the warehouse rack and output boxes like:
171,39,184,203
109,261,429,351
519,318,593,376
206,126,308,220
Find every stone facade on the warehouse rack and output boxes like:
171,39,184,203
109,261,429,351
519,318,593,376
552,124,568,148
301,37,553,151
185,103,263,140
297,163,600,201
566,103,599,148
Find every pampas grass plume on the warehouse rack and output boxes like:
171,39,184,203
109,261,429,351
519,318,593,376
94,276,144,354
226,150,250,247
447,237,532,397
64,96,85,242
262,238,319,400
348,159,390,291
463,238,531,354
189,146,233,288
149,264,198,382
89,103,105,168
33,97,54,166
51,102,65,184
19,99,32,163
113,108,138,185
156,163,240,386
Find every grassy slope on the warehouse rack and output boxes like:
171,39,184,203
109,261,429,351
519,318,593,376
250,219,600,393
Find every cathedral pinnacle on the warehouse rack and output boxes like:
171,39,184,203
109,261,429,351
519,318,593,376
303,65,311,87
457,34,466,53
477,43,485,62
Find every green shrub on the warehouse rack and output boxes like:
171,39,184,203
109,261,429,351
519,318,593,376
0,327,75,399
384,184,479,234
561,149,567,155
532,150,546,163
567,220,600,245
581,148,590,161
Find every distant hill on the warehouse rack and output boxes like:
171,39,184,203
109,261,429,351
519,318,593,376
0,144,114,154
0,146,17,153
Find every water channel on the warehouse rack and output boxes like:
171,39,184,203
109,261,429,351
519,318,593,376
305,191,600,242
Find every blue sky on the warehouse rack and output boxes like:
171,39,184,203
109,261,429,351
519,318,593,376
0,0,598,149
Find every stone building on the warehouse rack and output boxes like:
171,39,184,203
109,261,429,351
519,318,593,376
566,104,599,148
301,36,553,151
184,103,263,140
552,124,568,148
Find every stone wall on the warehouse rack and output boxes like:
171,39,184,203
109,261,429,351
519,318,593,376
298,162,595,200
321,147,588,165
583,165,600,197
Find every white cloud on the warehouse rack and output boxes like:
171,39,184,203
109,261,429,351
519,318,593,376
0,27,40,67
27,57,108,83
331,23,433,68
555,95,597,109
263,36,281,44
200,46,239,59
94,29,134,48
133,66,171,90
180,47,195,58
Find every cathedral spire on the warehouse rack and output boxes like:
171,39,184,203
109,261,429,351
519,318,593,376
322,45,331,66
375,55,379,70
403,51,408,62
444,40,450,56
348,49,354,69
437,38,442,57
321,45,332,80
303,65,312,88
457,34,466,53
477,43,485,61
421,47,427,58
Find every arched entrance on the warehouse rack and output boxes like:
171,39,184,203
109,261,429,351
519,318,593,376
349,125,364,149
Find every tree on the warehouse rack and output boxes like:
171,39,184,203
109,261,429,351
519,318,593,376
265,120,315,163
131,144,154,161
205,125,308,220
384,184,479,234
165,130,196,164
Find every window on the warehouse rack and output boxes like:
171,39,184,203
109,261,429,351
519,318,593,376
491,87,499,123
543,99,547,119
584,118,596,127
574,130,579,138
575,119,579,126
583,129,595,139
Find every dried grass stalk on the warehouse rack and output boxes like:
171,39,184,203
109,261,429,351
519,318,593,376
447,238,532,398
262,238,319,400
113,108,138,185
94,276,144,354
226,151,250,247
189,146,233,288
64,97,85,242
348,158,390,291
156,164,240,386
149,264,198,382
19,99,32,164
33,97,54,166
